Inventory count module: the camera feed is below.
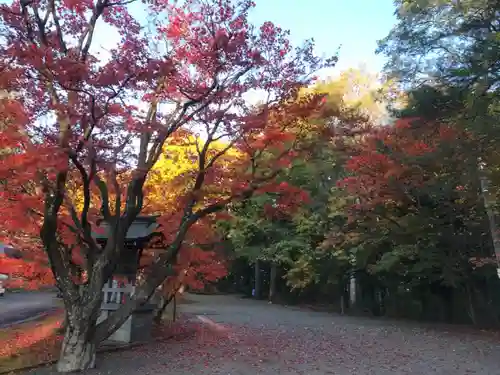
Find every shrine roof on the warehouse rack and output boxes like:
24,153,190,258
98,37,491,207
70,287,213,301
92,216,160,241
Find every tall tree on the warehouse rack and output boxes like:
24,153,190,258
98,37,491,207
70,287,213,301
378,0,500,270
0,0,333,371
334,117,499,323
377,0,500,138
223,71,376,303
314,66,395,125
378,0,500,91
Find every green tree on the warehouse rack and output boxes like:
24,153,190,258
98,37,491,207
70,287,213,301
378,0,500,137
378,0,500,273
378,0,499,91
221,69,381,305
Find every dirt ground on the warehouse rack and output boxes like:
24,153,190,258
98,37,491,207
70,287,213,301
27,293,500,374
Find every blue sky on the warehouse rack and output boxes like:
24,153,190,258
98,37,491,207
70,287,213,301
249,0,397,76
0,0,397,76
88,0,397,77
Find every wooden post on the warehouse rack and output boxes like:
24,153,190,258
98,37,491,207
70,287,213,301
254,259,261,299
480,173,500,276
268,262,277,303
349,274,356,306
153,283,182,323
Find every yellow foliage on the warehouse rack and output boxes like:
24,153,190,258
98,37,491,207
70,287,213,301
144,135,241,213
67,134,242,219
302,66,401,125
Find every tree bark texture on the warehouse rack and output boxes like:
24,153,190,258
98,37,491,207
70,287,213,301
56,305,100,373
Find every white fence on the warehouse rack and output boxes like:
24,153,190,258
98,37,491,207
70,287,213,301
98,280,135,343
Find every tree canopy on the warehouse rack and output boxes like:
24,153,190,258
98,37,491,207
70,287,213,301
0,0,334,371
2,0,500,373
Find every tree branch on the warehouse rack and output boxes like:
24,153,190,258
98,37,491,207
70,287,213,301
48,0,67,53
93,175,111,221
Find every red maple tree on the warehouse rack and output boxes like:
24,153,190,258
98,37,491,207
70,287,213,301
0,0,332,371
335,117,497,277
138,213,229,292
0,91,54,288
338,118,472,208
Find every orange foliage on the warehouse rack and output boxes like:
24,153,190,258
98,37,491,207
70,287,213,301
0,255,54,289
338,118,468,210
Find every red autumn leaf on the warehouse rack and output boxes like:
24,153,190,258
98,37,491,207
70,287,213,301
0,1,336,366
339,117,474,212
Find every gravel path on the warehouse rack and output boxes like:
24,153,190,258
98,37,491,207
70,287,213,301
29,294,500,374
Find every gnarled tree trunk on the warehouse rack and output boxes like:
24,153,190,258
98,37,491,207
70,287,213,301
56,304,100,373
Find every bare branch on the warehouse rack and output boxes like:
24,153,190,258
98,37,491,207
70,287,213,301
48,0,67,53
77,0,106,61
20,1,36,43
31,3,48,45
67,152,96,241
93,175,111,221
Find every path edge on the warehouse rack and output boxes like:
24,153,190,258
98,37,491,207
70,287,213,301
0,330,178,374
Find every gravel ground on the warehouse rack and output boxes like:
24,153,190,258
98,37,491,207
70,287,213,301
28,294,500,374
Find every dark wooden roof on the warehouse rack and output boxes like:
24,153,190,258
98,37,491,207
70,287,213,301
92,216,160,242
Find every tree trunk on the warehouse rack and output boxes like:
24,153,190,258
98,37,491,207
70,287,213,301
479,173,500,267
55,310,70,337
254,259,261,299
56,307,99,373
268,262,277,303
349,273,356,307
466,284,477,325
